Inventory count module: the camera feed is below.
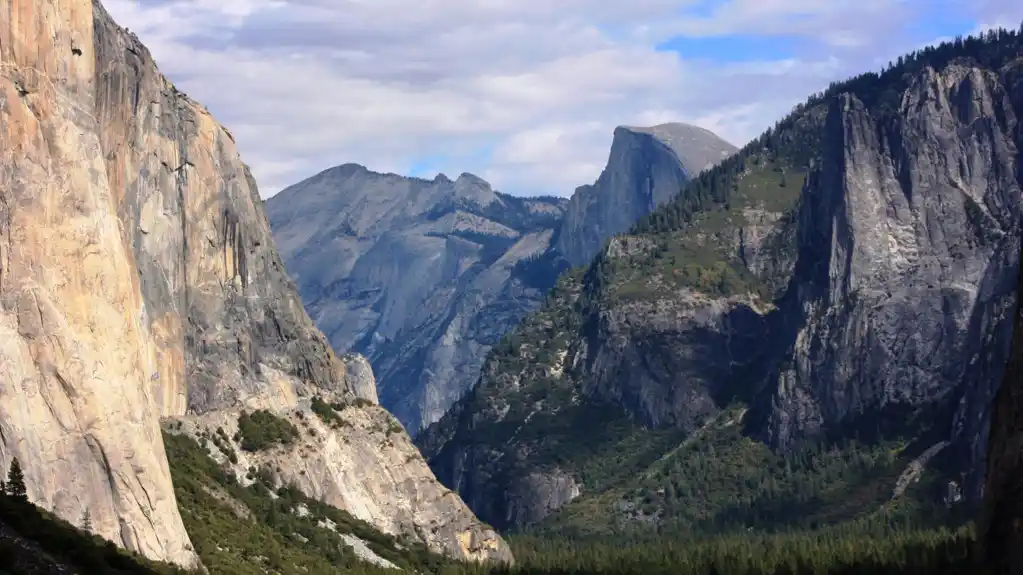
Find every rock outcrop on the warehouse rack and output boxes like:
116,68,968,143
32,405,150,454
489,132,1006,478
267,125,735,434
555,123,737,266
759,65,1022,474
0,0,509,566
504,469,582,528
422,46,1023,532
170,395,513,564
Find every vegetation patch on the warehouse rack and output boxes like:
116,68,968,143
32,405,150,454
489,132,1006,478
204,427,239,464
237,410,300,452
164,431,470,574
311,396,351,430
352,397,375,409
534,405,968,540
0,453,987,575
505,525,978,575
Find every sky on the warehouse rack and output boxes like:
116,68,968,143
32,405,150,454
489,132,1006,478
105,0,1023,198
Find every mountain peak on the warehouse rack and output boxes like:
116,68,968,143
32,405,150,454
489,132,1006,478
618,121,716,136
456,172,489,186
552,122,736,266
616,122,738,174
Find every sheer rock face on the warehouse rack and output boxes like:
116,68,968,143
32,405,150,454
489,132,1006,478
267,125,735,434
579,235,776,431
760,65,1022,487
555,124,738,267
504,469,582,528
583,296,771,430
0,0,198,566
344,354,380,405
92,11,350,417
0,0,509,566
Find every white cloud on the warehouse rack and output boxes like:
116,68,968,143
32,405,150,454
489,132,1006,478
103,0,1022,197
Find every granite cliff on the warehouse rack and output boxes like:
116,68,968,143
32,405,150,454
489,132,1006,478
421,33,1023,534
0,0,508,567
556,123,738,267
266,126,735,433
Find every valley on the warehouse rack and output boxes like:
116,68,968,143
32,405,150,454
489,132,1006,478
419,24,1023,566
0,1,1021,574
265,125,737,434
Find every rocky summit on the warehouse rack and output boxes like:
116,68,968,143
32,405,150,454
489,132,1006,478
420,34,1023,536
0,0,508,568
266,125,736,434
556,123,738,267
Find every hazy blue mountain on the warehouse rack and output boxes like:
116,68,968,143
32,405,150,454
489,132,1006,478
266,124,737,432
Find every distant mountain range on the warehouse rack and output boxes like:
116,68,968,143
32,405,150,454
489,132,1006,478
265,123,737,433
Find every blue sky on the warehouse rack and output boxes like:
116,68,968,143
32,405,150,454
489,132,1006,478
105,0,1023,198
657,35,809,63
409,144,495,179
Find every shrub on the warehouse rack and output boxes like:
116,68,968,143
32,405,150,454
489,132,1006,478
237,410,299,452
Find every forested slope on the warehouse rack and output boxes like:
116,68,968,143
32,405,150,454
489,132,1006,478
421,27,1023,544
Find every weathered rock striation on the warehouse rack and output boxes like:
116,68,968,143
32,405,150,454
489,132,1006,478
0,0,509,566
267,125,735,434
422,48,1023,532
1,0,198,565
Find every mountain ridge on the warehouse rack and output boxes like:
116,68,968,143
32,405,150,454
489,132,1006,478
267,122,737,433
420,29,1023,537
267,164,568,432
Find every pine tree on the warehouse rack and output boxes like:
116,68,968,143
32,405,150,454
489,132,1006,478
5,457,27,503
82,507,93,531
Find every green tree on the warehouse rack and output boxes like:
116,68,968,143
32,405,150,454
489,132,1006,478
5,457,27,503
82,507,93,531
